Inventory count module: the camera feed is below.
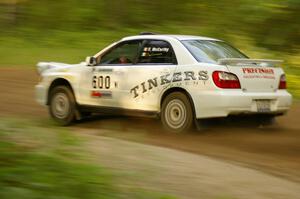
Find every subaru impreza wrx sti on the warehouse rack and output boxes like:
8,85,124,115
35,33,292,133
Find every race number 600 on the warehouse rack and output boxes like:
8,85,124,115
92,75,110,89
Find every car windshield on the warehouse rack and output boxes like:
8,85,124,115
181,40,248,63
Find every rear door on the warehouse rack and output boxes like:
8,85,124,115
120,39,177,111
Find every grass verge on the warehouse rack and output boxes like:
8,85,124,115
0,117,178,199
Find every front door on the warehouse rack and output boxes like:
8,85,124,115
78,39,143,108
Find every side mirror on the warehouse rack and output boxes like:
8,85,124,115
85,56,97,66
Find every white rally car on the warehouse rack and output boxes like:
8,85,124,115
35,33,292,133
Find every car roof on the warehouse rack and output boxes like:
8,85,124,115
121,34,221,42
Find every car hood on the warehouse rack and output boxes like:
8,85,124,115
37,62,85,74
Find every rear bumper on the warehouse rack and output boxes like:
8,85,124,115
193,90,292,119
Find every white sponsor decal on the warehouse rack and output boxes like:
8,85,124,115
143,47,169,53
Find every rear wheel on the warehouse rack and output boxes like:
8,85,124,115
161,92,194,133
49,86,76,126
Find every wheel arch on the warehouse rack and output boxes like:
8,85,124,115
159,87,196,116
47,78,75,105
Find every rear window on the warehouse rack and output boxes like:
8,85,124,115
182,40,248,64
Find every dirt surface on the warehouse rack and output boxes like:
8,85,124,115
0,68,300,185
80,135,300,199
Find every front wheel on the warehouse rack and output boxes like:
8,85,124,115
161,92,194,133
49,86,76,126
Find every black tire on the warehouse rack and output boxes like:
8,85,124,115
49,86,76,126
161,92,194,133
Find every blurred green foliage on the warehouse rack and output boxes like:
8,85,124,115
1,0,299,52
0,118,178,199
0,0,299,97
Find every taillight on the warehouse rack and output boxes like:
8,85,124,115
279,74,287,89
212,71,241,89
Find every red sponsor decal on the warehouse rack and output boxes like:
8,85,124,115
243,75,275,79
91,90,112,98
91,91,102,97
242,68,274,74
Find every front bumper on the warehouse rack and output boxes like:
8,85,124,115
193,90,292,119
35,84,48,105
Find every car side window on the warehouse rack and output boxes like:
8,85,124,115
99,40,142,65
137,40,177,64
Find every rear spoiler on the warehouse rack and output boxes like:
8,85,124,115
218,58,283,67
